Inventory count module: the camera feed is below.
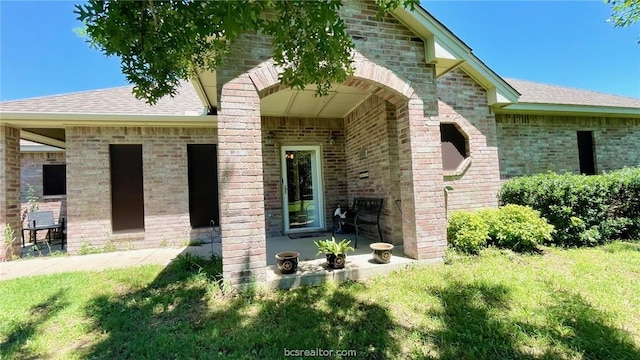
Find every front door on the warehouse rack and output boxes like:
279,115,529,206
281,145,324,233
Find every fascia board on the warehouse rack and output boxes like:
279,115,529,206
0,112,218,128
497,103,640,117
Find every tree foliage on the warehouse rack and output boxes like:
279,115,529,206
606,0,640,43
607,0,640,27
75,0,419,104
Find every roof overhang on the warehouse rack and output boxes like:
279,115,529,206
20,130,66,149
192,69,218,114
20,136,65,152
496,103,640,118
0,112,218,128
392,5,520,106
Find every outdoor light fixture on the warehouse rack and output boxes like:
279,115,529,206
264,131,275,146
328,131,338,145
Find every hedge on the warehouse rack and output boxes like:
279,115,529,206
447,205,553,254
499,167,640,247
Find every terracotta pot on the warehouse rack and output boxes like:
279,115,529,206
275,251,300,274
370,242,394,264
326,253,347,269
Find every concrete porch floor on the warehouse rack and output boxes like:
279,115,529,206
3,232,442,288
264,232,441,289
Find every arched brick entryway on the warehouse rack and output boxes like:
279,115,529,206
217,57,446,286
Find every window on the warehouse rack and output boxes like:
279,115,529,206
577,131,596,175
187,144,219,228
43,164,66,196
440,123,469,171
110,144,144,232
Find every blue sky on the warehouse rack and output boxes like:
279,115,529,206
1,0,638,101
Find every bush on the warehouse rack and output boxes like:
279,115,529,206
482,205,554,252
448,205,554,254
499,168,640,247
447,211,489,254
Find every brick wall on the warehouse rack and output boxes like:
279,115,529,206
213,0,446,282
344,95,403,244
262,117,346,237
0,125,21,260
65,126,217,253
437,69,501,213
496,114,640,178
20,152,67,230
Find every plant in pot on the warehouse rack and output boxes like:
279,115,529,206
314,237,354,269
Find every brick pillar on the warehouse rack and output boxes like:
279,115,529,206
396,99,447,260
0,125,21,261
218,74,267,285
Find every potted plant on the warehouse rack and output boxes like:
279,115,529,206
314,237,354,269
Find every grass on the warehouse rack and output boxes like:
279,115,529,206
1,242,639,359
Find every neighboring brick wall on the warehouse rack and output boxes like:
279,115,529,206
0,125,21,261
437,69,501,214
496,114,640,178
262,117,346,237
65,126,217,253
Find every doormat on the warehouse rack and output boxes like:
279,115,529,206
288,232,329,239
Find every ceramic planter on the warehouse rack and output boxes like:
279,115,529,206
275,251,300,274
370,242,394,264
326,253,347,269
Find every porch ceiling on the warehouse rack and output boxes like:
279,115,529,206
260,85,371,118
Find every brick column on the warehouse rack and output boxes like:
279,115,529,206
0,125,21,261
218,74,267,285
396,99,447,260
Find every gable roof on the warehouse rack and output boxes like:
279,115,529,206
0,82,204,116
391,5,520,105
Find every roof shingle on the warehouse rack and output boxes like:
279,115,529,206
504,78,640,109
0,82,204,116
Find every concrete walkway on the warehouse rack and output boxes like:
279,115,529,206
1,240,443,288
0,244,219,281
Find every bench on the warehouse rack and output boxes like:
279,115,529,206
333,198,384,248
21,210,65,249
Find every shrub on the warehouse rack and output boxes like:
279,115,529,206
499,167,640,247
482,205,554,252
447,211,489,254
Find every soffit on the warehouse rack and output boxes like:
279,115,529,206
260,85,371,118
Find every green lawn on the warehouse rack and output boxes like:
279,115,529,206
1,242,639,359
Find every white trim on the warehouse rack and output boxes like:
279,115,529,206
21,130,66,149
20,145,65,153
496,103,640,117
281,145,325,234
0,112,217,127
392,5,520,105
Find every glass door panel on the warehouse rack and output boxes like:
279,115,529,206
281,146,324,233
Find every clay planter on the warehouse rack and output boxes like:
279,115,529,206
326,253,347,269
370,242,394,264
275,251,300,274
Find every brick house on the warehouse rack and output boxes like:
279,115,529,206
1,1,639,284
